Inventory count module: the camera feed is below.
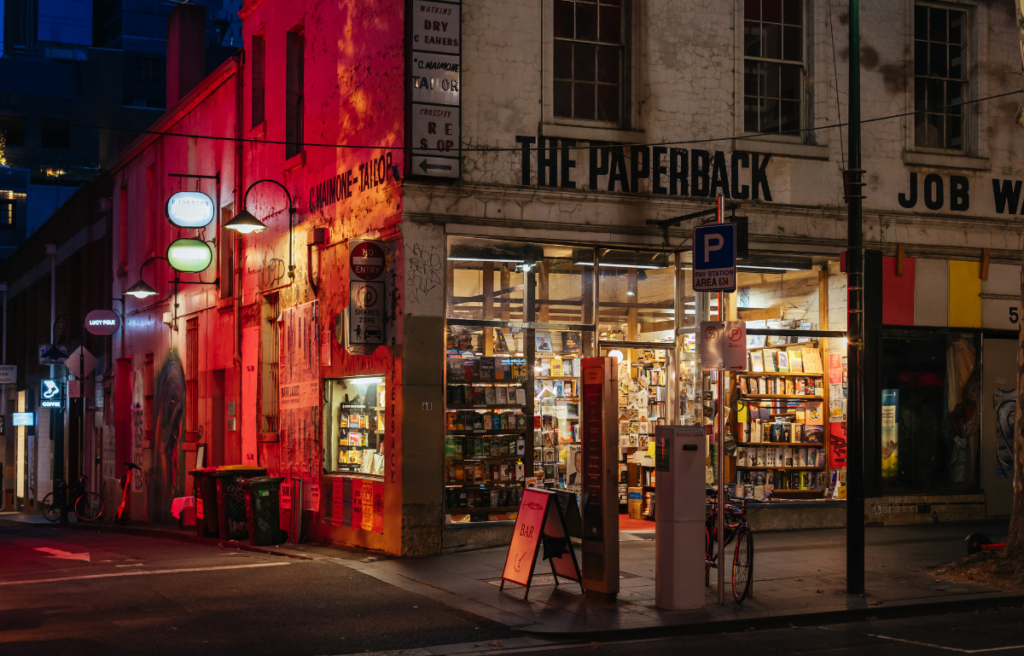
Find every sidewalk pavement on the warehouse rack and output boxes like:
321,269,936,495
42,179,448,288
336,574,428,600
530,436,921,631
2,509,1018,637
343,519,1019,637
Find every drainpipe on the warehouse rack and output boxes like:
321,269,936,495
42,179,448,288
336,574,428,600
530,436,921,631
47,244,56,379
234,53,244,368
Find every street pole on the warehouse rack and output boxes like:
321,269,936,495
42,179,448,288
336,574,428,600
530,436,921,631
716,194,726,605
846,0,866,595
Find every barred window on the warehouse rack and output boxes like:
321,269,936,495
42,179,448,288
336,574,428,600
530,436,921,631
743,0,803,135
553,0,623,124
914,4,967,151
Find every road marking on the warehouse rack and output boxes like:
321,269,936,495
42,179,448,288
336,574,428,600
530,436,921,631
115,563,145,567
34,544,90,560
868,633,1024,653
1,562,289,586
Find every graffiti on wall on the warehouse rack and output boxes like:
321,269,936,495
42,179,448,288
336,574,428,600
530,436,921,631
130,369,145,492
154,354,186,522
405,242,442,306
994,388,1016,478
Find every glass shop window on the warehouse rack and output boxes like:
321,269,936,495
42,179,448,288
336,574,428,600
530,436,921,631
322,376,386,475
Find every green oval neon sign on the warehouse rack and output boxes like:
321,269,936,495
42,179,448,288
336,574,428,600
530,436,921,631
167,238,213,273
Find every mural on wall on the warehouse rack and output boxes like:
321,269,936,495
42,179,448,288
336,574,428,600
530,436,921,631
153,354,186,523
130,369,145,492
132,353,186,521
994,387,1016,478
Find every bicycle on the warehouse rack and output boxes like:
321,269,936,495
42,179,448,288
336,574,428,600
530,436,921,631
41,476,105,523
705,486,767,603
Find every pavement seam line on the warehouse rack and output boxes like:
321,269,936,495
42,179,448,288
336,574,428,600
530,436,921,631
866,634,1024,654
0,561,290,586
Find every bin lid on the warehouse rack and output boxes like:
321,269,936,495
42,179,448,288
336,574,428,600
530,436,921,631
239,476,286,488
189,467,219,476
212,465,267,476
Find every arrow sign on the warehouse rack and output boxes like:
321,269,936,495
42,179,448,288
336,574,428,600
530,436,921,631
35,547,91,562
419,160,453,173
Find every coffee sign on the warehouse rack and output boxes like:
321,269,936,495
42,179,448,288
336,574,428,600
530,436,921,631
166,191,215,228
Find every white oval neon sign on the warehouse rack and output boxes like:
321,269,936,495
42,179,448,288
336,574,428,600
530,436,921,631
166,191,215,228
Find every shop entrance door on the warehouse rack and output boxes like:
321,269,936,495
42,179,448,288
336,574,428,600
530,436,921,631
982,338,1015,517
599,341,676,527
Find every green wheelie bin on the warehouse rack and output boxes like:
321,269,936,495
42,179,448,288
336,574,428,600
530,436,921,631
240,477,287,546
212,465,267,540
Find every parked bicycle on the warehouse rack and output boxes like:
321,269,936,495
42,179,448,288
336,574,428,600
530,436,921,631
41,476,104,523
705,486,768,603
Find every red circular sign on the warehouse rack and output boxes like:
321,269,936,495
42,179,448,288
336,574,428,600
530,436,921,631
350,241,386,281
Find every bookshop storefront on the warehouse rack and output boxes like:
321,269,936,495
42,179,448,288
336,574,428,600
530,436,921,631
441,233,848,546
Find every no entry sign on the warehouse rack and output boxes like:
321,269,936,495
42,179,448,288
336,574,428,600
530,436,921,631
350,239,386,281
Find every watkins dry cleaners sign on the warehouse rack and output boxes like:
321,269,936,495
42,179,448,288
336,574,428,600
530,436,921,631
408,0,461,179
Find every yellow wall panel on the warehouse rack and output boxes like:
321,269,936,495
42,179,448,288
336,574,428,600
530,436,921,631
948,260,982,328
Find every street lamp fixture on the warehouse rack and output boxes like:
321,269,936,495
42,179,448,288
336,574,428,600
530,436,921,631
222,208,268,234
227,178,297,280
125,280,158,299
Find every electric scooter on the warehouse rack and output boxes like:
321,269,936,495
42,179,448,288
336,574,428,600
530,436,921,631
967,532,1005,555
115,462,142,525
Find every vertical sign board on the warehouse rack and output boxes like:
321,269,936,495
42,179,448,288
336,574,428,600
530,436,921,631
692,223,737,293
348,239,387,354
698,321,747,371
500,487,582,600
580,357,620,601
409,0,461,178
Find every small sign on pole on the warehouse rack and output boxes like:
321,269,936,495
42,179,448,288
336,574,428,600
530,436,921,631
692,223,737,292
698,320,747,371
0,364,16,384
348,239,387,354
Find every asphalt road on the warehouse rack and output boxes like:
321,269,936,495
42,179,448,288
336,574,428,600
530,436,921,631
3,524,1023,656
0,525,516,655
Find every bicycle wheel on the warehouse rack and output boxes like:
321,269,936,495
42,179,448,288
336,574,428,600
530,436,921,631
75,492,105,522
41,493,61,522
732,524,754,603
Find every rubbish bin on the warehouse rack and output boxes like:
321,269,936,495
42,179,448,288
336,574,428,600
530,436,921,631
240,477,287,546
190,467,220,538
212,466,267,540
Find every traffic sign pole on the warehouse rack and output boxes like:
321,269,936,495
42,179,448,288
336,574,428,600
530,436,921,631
716,194,725,606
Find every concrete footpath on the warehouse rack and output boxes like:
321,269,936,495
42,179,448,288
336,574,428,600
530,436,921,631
2,510,1018,637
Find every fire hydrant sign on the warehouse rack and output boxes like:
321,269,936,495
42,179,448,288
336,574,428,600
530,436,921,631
349,239,387,351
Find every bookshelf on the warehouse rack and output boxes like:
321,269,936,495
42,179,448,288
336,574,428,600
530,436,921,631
733,342,830,500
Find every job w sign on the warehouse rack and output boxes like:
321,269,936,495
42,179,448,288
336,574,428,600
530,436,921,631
692,223,736,292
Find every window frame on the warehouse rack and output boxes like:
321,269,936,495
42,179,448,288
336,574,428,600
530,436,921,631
285,27,306,161
251,33,266,129
542,0,642,133
911,1,970,154
0,196,15,229
740,0,806,140
732,0,830,153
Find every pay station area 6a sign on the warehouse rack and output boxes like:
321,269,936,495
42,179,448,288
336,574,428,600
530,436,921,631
692,223,737,293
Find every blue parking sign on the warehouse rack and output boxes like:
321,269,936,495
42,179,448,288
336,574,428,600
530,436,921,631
692,223,736,292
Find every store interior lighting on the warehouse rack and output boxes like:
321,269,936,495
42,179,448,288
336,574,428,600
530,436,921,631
350,376,384,386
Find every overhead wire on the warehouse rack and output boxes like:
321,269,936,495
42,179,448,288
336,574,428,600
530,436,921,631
0,90,1019,156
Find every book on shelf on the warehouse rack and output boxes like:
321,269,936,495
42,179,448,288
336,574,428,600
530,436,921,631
803,424,825,443
448,357,465,381
777,350,790,372
484,387,496,405
802,348,823,373
512,361,528,381
750,350,764,372
536,331,554,353
788,348,804,372
541,359,551,376
806,401,824,423
551,357,563,377
762,349,778,372
562,331,581,353
496,329,509,352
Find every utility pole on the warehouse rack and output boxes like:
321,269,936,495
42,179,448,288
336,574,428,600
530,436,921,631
845,0,866,595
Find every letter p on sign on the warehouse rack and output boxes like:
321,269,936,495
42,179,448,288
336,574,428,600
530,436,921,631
703,234,724,262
